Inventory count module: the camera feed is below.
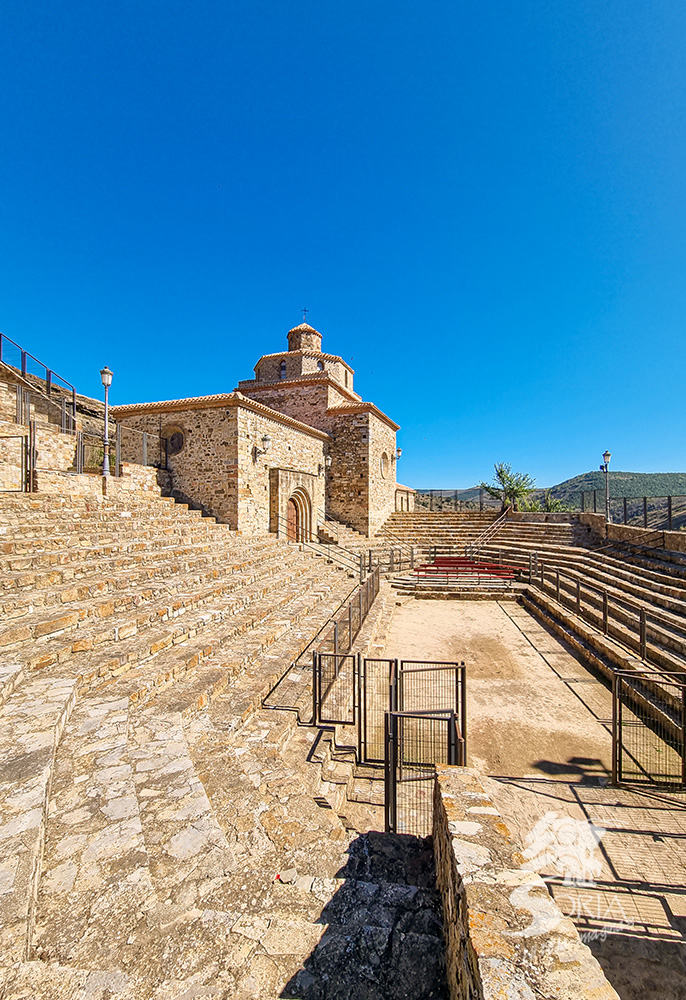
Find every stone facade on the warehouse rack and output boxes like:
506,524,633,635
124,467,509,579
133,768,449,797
112,323,402,537
111,393,326,535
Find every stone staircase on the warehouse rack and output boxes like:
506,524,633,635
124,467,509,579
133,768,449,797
373,510,498,555
0,483,448,998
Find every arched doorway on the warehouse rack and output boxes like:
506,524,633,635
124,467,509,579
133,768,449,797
286,498,298,541
285,487,312,542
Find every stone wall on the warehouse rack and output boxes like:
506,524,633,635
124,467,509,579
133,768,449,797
327,409,370,535
239,381,335,433
236,406,325,535
579,512,686,553
251,353,354,390
117,406,241,526
433,765,619,1000
115,400,326,534
367,412,398,536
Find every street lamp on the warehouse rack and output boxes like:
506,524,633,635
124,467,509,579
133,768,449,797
100,367,113,477
600,450,611,523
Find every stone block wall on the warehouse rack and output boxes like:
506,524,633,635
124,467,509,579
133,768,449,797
433,766,619,1000
117,407,240,526
236,406,325,535
579,512,686,554
367,412,398,536
115,402,326,534
327,410,371,535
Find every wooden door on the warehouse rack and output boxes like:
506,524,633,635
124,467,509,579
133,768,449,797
286,498,298,541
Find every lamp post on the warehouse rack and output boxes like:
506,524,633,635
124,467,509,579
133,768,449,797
100,367,113,477
600,450,611,523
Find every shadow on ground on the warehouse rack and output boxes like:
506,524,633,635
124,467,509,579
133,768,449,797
281,832,448,1000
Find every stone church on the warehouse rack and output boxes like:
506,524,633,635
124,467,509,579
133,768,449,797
112,323,413,538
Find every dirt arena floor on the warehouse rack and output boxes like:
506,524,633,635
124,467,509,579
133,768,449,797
381,597,686,1000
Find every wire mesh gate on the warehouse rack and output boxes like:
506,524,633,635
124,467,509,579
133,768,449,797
313,652,357,725
384,710,464,836
612,670,686,788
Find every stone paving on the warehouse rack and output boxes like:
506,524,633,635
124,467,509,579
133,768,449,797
380,596,686,1000
0,488,450,999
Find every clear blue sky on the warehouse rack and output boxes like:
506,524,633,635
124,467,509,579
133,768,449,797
1,1,685,488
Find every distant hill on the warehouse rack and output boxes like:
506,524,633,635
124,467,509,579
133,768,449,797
545,471,686,506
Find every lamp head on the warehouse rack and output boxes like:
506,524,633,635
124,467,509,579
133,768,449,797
602,450,611,466
100,366,113,388
261,434,271,454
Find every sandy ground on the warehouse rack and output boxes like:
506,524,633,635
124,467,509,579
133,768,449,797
380,597,686,1000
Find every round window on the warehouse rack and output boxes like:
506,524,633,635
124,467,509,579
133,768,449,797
163,426,185,456
380,452,389,478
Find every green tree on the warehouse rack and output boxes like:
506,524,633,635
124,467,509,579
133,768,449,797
479,462,536,512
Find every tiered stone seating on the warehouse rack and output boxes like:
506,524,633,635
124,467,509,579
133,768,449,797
0,484,447,998
373,510,499,556
477,522,686,673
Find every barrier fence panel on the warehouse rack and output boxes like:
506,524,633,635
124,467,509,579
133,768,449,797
384,710,463,835
399,661,467,759
314,652,357,726
612,670,686,788
359,658,398,764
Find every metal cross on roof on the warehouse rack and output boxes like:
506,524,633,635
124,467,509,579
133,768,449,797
302,307,309,323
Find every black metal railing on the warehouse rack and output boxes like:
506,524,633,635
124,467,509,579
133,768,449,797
531,558,686,674
0,332,77,417
465,507,511,560
277,515,363,577
581,491,686,531
612,669,686,788
384,709,464,836
114,423,168,474
414,487,500,512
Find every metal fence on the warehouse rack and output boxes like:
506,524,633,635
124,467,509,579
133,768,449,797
581,491,686,531
533,559,686,672
115,423,168,473
0,333,77,420
612,670,686,788
384,710,464,836
0,433,29,492
414,487,500,512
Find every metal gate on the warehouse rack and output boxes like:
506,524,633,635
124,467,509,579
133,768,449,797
313,652,357,726
399,661,466,757
612,669,686,788
385,710,464,836
359,658,397,764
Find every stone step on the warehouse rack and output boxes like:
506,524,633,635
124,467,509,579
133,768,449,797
9,557,326,685
0,534,280,596
31,570,356,990
0,527,269,574
0,541,283,620
0,544,311,645
0,675,78,961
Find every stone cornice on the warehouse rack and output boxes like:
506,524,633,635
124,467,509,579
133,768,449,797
111,391,331,442
327,401,400,432
395,483,416,493
251,350,354,375
237,373,361,403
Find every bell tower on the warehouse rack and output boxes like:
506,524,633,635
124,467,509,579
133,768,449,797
287,323,322,353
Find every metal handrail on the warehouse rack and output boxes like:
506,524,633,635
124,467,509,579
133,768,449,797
0,331,76,395
466,506,511,559
277,515,363,578
524,553,686,670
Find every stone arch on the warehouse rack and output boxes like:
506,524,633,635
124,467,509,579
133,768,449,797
287,486,312,542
